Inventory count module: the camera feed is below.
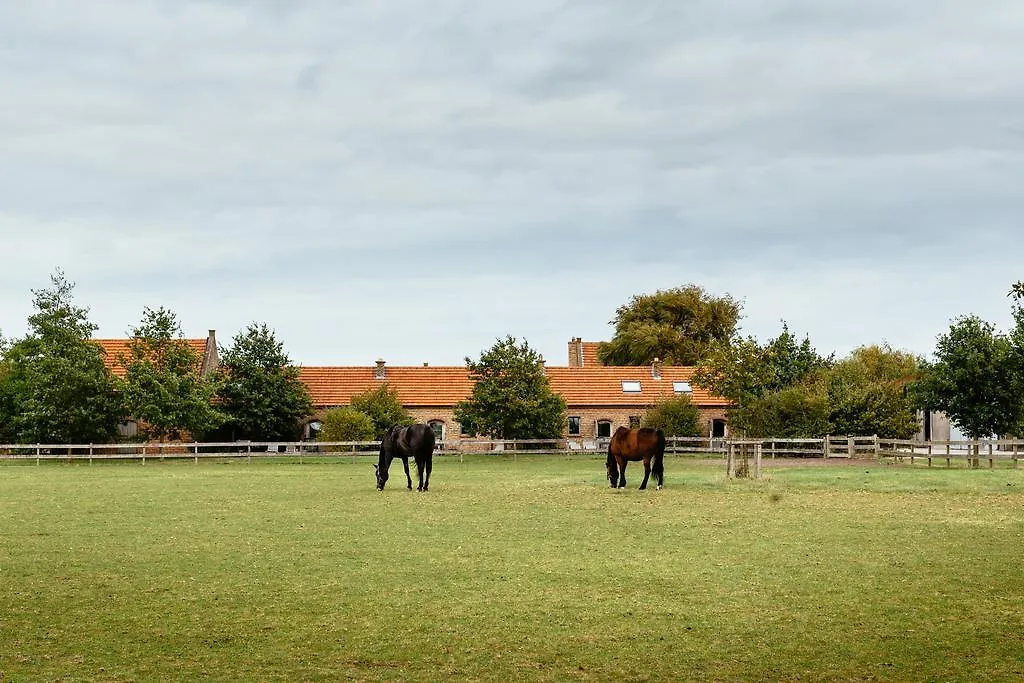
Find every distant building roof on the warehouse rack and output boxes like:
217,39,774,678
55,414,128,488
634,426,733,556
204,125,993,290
93,331,218,377
298,363,727,408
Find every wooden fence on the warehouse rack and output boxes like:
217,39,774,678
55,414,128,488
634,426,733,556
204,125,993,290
1,436,1021,467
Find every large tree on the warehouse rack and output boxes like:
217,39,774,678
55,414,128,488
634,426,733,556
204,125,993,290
694,323,832,434
732,385,831,438
694,323,831,404
119,307,225,441
915,315,1021,439
824,345,921,438
454,336,567,440
215,323,313,441
0,271,121,443
598,285,742,366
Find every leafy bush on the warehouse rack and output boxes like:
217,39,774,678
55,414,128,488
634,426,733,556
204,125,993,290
318,408,375,442
642,395,702,437
349,384,414,439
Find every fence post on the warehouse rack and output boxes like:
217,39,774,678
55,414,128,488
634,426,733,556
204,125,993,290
823,435,830,458
754,444,763,480
873,434,879,460
848,436,855,458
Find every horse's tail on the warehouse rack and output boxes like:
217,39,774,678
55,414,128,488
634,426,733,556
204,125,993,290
652,429,666,478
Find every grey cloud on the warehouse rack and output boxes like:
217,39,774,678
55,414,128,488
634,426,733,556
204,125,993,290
1,0,1022,363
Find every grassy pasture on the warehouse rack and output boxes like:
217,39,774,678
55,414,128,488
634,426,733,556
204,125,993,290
1,455,1023,682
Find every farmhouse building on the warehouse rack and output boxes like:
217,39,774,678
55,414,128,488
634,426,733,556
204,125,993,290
298,337,730,443
93,330,220,438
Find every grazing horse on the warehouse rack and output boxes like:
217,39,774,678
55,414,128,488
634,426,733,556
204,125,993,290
375,423,436,491
606,426,665,490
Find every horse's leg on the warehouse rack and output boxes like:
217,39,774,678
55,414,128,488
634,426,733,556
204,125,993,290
617,457,627,488
415,455,424,491
639,456,651,490
401,455,412,490
422,454,432,492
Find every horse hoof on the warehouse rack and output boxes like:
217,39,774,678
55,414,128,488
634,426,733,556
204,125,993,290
657,485,663,490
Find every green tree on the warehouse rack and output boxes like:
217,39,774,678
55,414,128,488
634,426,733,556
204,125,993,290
454,336,567,439
694,323,832,435
825,345,922,438
598,285,742,366
215,323,313,441
694,323,831,406
349,384,413,439
642,395,702,437
0,271,120,443
915,315,1021,439
318,407,376,442
119,307,225,441
732,385,830,438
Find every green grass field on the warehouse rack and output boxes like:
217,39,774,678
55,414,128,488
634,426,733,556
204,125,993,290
2,455,1023,682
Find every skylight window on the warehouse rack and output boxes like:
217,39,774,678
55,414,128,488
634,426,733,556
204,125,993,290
673,381,693,394
621,380,642,393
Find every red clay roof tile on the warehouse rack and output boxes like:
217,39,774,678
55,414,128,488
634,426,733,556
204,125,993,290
93,338,210,377
298,365,727,408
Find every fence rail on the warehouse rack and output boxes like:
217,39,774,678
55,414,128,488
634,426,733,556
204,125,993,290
2,436,1022,467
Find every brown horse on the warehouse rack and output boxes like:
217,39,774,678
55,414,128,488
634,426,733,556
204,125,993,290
606,426,665,490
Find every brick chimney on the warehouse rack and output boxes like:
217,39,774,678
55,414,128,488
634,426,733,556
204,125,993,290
202,330,219,376
374,358,386,380
568,337,585,367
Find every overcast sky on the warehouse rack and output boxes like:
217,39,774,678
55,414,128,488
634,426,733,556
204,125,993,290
1,1,1022,366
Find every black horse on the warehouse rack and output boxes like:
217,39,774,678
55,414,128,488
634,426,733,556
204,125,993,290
375,423,436,491
606,426,665,490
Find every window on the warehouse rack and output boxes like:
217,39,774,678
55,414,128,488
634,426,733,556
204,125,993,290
629,415,641,429
307,420,322,440
429,420,445,443
117,420,138,438
621,380,642,393
673,381,692,394
568,416,581,435
596,420,612,438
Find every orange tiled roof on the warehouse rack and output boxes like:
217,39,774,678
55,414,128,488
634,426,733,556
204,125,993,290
548,366,725,406
299,365,728,408
580,342,602,367
94,338,210,376
299,366,474,407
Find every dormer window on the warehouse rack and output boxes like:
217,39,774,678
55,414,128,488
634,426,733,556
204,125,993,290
673,381,692,394
621,380,642,393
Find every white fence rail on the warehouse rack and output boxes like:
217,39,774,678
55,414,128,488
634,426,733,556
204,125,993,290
1,436,1021,467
